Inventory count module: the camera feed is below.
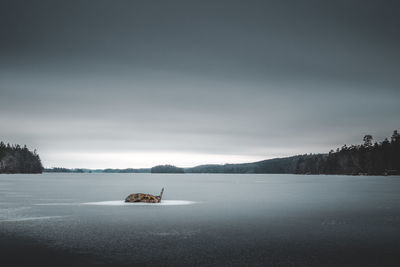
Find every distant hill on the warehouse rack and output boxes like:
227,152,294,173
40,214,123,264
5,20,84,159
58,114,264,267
185,155,313,174
151,165,184,173
0,142,43,174
183,154,341,174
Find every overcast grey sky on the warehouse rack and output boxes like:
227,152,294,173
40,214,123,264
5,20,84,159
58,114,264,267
1,0,399,168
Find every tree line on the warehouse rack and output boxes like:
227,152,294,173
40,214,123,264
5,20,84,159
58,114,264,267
151,165,184,173
295,130,400,175
185,130,400,175
0,142,43,173
9,130,398,175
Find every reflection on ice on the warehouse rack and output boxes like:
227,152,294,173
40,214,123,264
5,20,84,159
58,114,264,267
35,203,78,206
82,200,197,206
0,216,66,222
0,207,67,223
34,200,197,206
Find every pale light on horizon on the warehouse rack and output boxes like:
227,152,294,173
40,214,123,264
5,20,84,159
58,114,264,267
43,151,272,169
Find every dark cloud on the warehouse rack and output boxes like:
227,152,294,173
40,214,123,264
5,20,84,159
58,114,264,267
0,0,399,168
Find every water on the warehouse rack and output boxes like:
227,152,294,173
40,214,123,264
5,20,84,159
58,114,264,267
1,173,400,266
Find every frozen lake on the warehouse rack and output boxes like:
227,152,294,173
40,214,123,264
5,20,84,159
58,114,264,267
1,173,400,266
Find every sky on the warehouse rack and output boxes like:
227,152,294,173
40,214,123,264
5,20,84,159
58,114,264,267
1,0,399,168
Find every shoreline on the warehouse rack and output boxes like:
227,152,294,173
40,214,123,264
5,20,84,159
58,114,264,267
3,172,399,176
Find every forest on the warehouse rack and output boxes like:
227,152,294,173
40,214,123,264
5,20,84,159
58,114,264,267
294,130,400,175
186,130,400,175
0,142,43,173
151,165,184,173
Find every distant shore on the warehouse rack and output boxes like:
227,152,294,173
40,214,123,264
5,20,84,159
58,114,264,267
3,130,399,175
